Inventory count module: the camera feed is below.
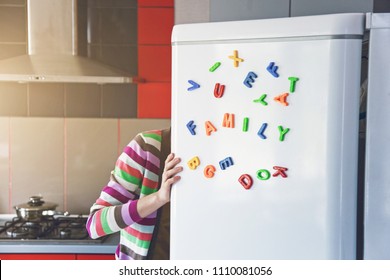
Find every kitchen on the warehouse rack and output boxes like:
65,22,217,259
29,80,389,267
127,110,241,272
0,0,172,260
0,0,390,262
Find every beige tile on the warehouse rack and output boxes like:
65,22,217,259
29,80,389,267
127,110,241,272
87,4,137,45
87,44,100,59
77,1,88,56
100,45,138,74
77,41,88,57
66,118,118,214
0,117,10,213
101,7,137,44
92,0,137,8
0,6,26,43
65,84,101,118
29,83,65,117
10,117,64,212
0,44,26,60
102,84,137,118
88,45,137,74
0,83,28,116
86,6,100,44
119,119,171,153
0,0,25,5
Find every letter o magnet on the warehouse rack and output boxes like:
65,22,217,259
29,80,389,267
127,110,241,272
256,169,271,180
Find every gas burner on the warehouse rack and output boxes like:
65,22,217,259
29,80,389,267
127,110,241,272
24,221,40,227
69,221,83,228
6,224,40,238
59,228,72,239
0,216,105,243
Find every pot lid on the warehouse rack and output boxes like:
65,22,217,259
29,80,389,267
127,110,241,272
14,196,58,211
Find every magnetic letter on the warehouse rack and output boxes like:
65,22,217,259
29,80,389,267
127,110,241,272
288,77,299,93
257,123,268,139
272,166,288,178
256,169,271,180
266,62,279,78
228,50,244,67
209,62,221,72
187,80,200,91
219,157,234,170
187,156,200,170
253,94,268,106
205,121,217,136
238,174,253,190
274,93,289,106
243,71,258,88
204,165,216,178
242,117,249,132
222,113,235,128
214,83,225,98
186,120,196,135
278,125,290,141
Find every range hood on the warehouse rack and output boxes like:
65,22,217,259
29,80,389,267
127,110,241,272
0,0,133,84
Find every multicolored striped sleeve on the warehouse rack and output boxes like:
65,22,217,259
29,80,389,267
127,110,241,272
86,133,150,239
86,131,163,240
86,180,143,239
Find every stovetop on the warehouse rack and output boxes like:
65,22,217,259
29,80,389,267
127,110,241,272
0,215,105,244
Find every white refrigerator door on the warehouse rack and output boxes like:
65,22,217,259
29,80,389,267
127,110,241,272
364,13,390,260
171,13,364,259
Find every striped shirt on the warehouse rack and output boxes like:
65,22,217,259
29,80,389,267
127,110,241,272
86,129,168,260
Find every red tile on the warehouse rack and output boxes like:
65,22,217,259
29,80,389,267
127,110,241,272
138,45,171,82
137,83,171,118
138,0,174,7
138,7,174,45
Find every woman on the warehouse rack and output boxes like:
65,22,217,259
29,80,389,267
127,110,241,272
86,127,183,260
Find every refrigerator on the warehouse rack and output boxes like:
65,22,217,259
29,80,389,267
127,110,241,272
364,13,390,260
170,13,365,259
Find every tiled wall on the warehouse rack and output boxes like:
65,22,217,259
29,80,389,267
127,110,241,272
174,0,210,24
210,0,290,21
0,83,138,118
137,0,174,118
175,0,390,24
0,117,171,214
0,0,26,57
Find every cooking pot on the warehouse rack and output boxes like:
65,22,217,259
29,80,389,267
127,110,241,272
14,196,69,221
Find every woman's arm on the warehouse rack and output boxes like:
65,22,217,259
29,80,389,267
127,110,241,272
136,153,182,218
86,133,182,239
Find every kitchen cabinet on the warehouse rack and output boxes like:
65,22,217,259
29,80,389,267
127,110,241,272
76,254,115,260
0,254,76,260
0,215,119,259
0,253,115,260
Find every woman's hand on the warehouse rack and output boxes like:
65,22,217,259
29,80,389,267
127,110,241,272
136,153,183,218
157,153,183,204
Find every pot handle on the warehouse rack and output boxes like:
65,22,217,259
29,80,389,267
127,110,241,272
28,196,44,206
42,210,70,216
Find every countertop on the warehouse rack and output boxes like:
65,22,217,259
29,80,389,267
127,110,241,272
0,214,119,254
